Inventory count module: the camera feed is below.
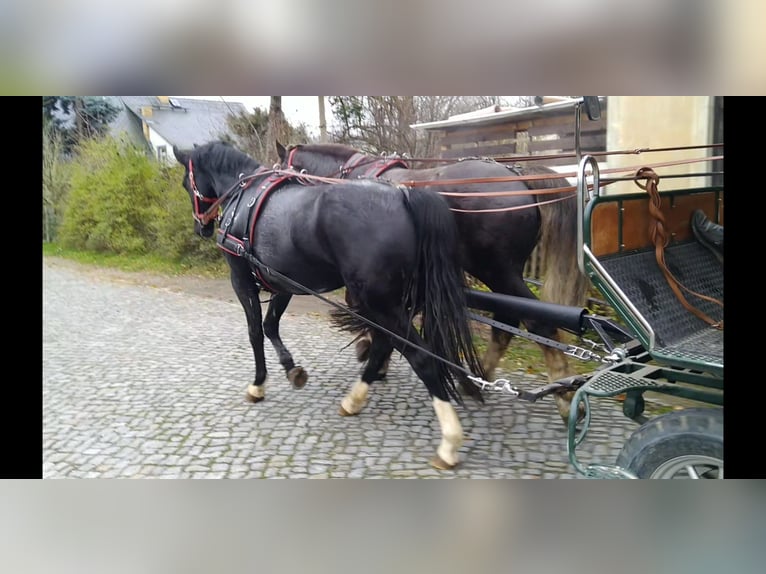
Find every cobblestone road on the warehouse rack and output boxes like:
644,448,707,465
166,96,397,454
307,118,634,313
43,258,643,478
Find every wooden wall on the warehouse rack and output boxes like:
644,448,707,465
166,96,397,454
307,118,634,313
430,102,607,282
437,103,607,167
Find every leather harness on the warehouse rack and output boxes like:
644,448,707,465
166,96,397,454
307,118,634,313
215,171,298,292
339,153,410,178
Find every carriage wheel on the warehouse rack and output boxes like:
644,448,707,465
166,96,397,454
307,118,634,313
615,407,723,479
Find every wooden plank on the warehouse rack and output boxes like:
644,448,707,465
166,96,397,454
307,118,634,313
591,191,722,256
667,192,722,242
444,136,516,150
590,202,620,256
528,134,605,153
527,117,607,138
525,112,580,128
442,121,522,142
439,109,598,142
441,141,517,159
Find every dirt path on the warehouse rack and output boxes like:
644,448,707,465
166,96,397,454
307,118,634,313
42,256,340,317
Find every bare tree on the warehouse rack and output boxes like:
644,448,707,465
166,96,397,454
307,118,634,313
265,96,290,165
42,122,70,242
318,96,328,142
329,96,520,157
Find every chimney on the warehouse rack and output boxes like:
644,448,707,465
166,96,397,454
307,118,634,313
157,96,170,105
141,106,153,117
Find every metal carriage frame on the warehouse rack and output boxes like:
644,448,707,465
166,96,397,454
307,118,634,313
470,97,724,478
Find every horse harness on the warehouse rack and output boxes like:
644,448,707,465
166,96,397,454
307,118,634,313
285,147,410,179
188,159,301,292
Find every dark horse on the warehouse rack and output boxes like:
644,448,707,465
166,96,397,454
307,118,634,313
277,142,589,421
173,141,484,469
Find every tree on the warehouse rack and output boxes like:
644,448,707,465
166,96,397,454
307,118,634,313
265,97,290,166
42,121,70,242
328,96,512,157
43,96,120,153
224,104,311,162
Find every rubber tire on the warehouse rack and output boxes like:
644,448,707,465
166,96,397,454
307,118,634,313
615,407,723,478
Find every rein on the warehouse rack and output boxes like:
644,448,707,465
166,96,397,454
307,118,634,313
285,146,721,199
637,167,723,330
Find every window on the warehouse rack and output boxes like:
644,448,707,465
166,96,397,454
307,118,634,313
157,145,167,163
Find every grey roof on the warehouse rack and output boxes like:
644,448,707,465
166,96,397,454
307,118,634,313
411,97,606,131
114,97,248,149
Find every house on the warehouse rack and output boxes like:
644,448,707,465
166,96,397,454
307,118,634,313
411,96,722,193
109,96,248,164
410,96,608,186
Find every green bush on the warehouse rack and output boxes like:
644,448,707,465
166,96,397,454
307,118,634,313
59,138,164,254
151,164,222,267
56,137,222,268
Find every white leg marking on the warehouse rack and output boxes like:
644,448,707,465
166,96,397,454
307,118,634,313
433,397,463,466
341,381,369,415
247,384,265,399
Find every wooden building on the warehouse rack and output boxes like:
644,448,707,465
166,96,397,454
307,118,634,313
411,97,607,166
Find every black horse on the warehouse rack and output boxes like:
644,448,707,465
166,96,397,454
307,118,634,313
173,141,484,469
277,142,589,421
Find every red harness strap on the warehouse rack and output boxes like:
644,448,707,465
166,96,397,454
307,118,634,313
341,153,410,178
216,172,295,292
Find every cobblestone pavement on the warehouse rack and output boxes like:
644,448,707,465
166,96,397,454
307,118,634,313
43,258,644,479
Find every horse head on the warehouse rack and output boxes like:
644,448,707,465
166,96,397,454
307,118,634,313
276,141,357,177
173,144,218,238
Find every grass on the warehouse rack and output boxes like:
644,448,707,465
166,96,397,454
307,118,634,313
43,243,229,278
472,325,597,377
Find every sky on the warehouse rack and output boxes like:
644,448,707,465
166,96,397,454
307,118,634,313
183,96,331,136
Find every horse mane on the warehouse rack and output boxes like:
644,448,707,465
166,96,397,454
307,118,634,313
193,140,261,174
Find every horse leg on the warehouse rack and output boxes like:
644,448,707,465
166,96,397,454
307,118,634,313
338,333,394,416
227,257,268,403
344,289,373,362
366,312,465,469
523,316,584,425
476,272,527,382
481,272,582,424
263,292,308,389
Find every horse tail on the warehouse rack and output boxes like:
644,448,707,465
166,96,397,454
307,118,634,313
403,187,485,404
522,165,589,308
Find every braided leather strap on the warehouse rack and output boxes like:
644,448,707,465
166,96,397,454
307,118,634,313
635,167,723,330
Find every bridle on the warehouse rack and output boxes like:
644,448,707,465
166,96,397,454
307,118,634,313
187,158,267,225
187,159,219,225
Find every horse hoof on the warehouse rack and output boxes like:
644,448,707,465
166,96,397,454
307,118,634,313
355,339,371,362
338,405,358,417
288,367,308,389
430,455,457,471
246,384,265,403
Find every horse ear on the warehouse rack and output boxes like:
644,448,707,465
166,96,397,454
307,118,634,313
173,145,188,165
276,140,287,162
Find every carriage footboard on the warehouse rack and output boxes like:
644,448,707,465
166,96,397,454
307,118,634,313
598,241,723,372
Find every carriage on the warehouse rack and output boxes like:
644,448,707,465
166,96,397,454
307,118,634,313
563,106,723,478
465,98,723,478
175,97,723,478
